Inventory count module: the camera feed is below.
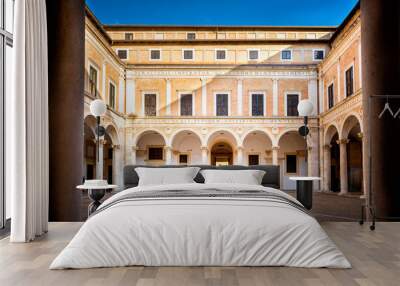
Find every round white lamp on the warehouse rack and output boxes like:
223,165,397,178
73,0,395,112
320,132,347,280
90,99,107,117
297,99,314,117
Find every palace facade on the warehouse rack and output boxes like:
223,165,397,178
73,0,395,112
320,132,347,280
83,4,363,193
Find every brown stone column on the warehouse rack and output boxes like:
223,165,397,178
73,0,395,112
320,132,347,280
361,0,400,217
46,0,85,221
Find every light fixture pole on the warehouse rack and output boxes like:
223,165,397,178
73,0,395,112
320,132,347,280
90,99,107,163
297,99,314,174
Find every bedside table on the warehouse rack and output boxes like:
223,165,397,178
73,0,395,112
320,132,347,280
289,177,321,210
77,184,118,216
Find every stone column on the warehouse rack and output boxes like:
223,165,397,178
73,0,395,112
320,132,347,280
165,146,172,165
272,146,279,165
201,146,208,164
337,139,349,195
96,138,105,179
361,0,400,217
130,146,137,165
323,144,331,191
201,78,207,116
166,79,171,116
236,146,244,165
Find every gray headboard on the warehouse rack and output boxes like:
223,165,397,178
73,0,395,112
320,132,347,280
123,165,280,190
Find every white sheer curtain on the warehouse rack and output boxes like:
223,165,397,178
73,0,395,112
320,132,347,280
8,0,49,242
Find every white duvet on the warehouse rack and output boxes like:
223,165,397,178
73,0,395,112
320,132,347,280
50,183,351,269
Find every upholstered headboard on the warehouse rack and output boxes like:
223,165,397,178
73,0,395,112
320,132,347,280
123,165,280,190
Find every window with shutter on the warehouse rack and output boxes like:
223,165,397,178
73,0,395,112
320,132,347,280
248,49,259,60
144,94,157,116
180,94,193,116
187,33,196,40
251,93,264,116
183,49,194,60
216,94,229,116
328,84,334,109
216,50,226,60
150,49,161,60
117,49,128,60
125,33,133,40
286,94,299,116
109,82,116,109
89,66,97,97
345,66,354,97
281,50,292,60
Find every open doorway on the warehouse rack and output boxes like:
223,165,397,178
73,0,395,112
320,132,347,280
211,142,233,166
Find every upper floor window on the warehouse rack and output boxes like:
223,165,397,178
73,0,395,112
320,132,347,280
248,154,259,166
216,93,229,116
281,49,292,61
89,65,98,97
215,49,227,60
109,82,116,109
286,93,299,116
187,33,196,40
182,49,194,60
117,49,128,60
180,93,193,116
345,66,354,97
150,49,161,60
125,33,133,40
144,93,157,116
328,83,334,109
251,93,264,116
313,49,325,61
248,49,259,60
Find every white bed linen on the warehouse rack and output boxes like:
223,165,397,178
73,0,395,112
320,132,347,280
50,183,351,269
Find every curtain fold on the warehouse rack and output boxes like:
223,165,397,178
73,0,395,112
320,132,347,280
9,0,49,242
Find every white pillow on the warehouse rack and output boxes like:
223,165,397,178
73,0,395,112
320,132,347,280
200,169,266,185
135,167,200,186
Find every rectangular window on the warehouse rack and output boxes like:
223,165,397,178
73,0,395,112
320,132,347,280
125,33,133,40
286,154,297,173
183,49,194,60
248,155,259,166
89,66,97,97
117,49,128,60
150,49,161,60
216,93,229,116
248,49,259,60
251,93,264,116
313,49,325,60
345,66,354,97
328,83,334,109
144,93,157,116
187,32,196,40
286,94,299,116
180,93,193,116
179,154,188,165
215,49,226,60
148,147,163,161
281,49,292,60
109,82,116,109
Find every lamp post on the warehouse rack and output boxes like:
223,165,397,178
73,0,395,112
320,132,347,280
297,99,314,173
90,99,107,163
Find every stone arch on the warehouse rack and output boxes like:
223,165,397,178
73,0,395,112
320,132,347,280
241,128,274,146
170,129,203,164
340,114,362,140
242,129,274,165
169,128,203,146
324,124,340,145
133,129,167,146
206,129,239,147
105,123,120,146
276,128,302,146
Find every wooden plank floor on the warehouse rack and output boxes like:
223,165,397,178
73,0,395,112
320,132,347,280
0,222,399,286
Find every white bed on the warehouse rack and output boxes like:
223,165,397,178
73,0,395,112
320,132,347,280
50,183,350,269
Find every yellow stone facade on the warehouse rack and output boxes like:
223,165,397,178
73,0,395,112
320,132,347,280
83,6,363,194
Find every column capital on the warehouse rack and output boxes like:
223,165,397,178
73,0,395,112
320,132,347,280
200,146,208,151
112,144,120,150
165,78,171,82
236,145,244,151
337,139,350,145
323,144,332,150
164,145,172,151
99,139,107,145
132,146,138,151
272,146,280,150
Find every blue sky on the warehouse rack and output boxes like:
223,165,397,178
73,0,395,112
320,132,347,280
86,0,358,26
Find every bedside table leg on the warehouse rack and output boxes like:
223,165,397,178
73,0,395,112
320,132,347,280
87,189,106,216
296,180,313,210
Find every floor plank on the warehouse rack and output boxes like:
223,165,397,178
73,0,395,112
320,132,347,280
0,222,399,286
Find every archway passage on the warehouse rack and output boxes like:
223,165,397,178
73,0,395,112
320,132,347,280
330,133,340,192
171,131,202,165
136,131,166,166
84,116,97,180
211,142,233,166
242,131,273,165
346,122,363,193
